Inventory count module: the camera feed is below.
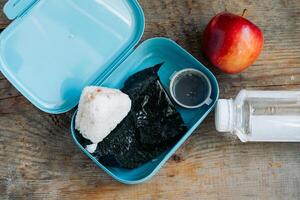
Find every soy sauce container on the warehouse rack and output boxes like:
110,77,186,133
169,68,212,109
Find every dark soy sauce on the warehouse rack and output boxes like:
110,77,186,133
172,72,209,107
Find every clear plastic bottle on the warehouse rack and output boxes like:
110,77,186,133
215,90,300,142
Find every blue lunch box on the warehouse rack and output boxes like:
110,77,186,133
0,0,219,184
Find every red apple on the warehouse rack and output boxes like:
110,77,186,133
202,11,264,74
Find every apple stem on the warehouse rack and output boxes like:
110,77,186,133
242,9,248,17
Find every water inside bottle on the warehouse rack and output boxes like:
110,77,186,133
244,98,300,141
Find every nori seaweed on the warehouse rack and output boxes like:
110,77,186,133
122,64,187,145
75,63,187,169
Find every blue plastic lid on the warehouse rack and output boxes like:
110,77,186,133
0,0,144,113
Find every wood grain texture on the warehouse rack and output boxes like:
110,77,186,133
1,0,300,199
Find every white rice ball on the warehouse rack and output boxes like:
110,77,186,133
75,86,131,145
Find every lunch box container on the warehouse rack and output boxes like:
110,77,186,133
0,0,219,184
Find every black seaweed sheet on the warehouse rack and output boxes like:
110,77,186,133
75,63,187,169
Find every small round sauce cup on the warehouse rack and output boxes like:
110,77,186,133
169,68,212,109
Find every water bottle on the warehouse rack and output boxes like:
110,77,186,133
215,90,300,142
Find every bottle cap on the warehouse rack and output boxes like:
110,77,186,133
215,99,234,132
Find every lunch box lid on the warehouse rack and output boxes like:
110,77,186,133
0,0,145,114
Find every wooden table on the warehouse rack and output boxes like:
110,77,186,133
1,0,300,199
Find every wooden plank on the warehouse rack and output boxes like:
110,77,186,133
0,0,300,199
0,0,9,28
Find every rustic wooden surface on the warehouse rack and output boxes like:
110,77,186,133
1,0,300,199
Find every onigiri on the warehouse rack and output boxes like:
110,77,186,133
75,86,131,148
